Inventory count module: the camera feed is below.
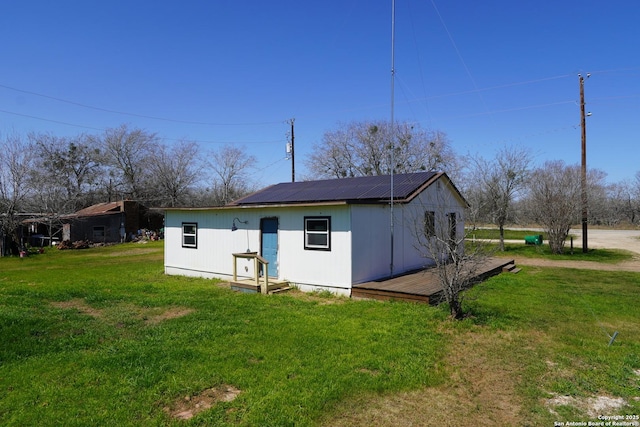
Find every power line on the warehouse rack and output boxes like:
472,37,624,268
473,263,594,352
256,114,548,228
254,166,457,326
0,108,282,145
0,72,586,129
0,108,104,131
0,83,285,126
427,100,577,123
429,0,489,116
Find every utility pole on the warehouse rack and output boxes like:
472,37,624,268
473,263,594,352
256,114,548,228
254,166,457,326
579,73,590,253
288,118,295,182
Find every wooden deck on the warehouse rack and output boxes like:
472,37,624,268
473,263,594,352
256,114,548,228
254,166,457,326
351,258,515,304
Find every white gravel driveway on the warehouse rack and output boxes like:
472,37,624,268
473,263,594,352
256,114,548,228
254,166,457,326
570,228,640,255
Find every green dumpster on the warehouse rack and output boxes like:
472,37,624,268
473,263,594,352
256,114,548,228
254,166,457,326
524,234,543,245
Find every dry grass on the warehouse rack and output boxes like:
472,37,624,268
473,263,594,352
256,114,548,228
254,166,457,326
50,299,194,326
51,298,104,318
164,385,241,420
545,395,628,418
322,327,533,427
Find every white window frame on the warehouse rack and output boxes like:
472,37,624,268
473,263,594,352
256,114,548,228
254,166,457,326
304,217,331,251
182,222,198,248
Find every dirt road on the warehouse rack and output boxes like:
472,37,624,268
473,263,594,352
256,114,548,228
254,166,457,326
570,228,640,254
513,228,640,272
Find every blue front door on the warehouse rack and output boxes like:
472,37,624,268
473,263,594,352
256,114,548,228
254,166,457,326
261,218,278,278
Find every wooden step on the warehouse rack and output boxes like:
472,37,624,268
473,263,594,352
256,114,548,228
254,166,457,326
502,263,516,272
269,286,293,294
502,263,521,274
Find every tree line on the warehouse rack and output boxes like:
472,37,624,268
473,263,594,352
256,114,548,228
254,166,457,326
0,124,256,251
305,120,640,254
2,120,640,255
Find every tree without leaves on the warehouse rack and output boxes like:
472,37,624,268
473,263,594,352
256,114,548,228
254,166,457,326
0,133,35,255
410,177,488,319
146,140,203,207
607,180,637,225
206,145,256,206
524,161,609,253
627,171,640,224
468,147,532,251
97,124,158,201
583,169,611,226
306,120,460,180
524,160,581,254
28,132,103,213
634,171,640,221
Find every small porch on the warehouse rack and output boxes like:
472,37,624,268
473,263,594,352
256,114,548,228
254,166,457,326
229,252,291,294
351,258,516,304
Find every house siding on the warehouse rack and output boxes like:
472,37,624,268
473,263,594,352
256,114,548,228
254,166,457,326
350,204,392,283
349,186,458,284
164,205,353,292
401,179,467,262
163,173,468,296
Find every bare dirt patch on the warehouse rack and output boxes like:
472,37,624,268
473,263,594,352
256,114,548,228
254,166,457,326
144,307,195,325
106,248,161,257
50,299,194,325
51,298,104,318
545,394,628,418
165,385,241,420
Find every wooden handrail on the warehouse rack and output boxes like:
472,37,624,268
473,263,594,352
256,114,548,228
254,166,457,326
232,252,269,294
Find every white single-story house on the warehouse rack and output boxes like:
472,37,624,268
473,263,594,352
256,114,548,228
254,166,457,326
164,171,468,296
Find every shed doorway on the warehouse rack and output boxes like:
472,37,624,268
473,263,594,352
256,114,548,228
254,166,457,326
260,218,278,278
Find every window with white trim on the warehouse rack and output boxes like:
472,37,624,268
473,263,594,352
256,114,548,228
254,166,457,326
304,217,331,250
182,222,198,248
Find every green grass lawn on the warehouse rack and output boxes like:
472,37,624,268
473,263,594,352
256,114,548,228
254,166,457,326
1,242,639,425
466,227,545,241
467,227,634,263
496,243,634,262
464,267,640,421
0,243,447,426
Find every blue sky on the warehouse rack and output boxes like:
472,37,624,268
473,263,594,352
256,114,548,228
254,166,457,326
2,1,639,186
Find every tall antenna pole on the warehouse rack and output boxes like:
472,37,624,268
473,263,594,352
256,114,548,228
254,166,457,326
290,118,295,182
389,0,396,277
579,74,589,253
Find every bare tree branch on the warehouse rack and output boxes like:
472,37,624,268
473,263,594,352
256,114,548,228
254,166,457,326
409,177,489,319
206,145,256,206
306,120,460,180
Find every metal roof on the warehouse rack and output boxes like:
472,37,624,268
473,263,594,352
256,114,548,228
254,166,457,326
229,171,440,206
72,202,123,217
